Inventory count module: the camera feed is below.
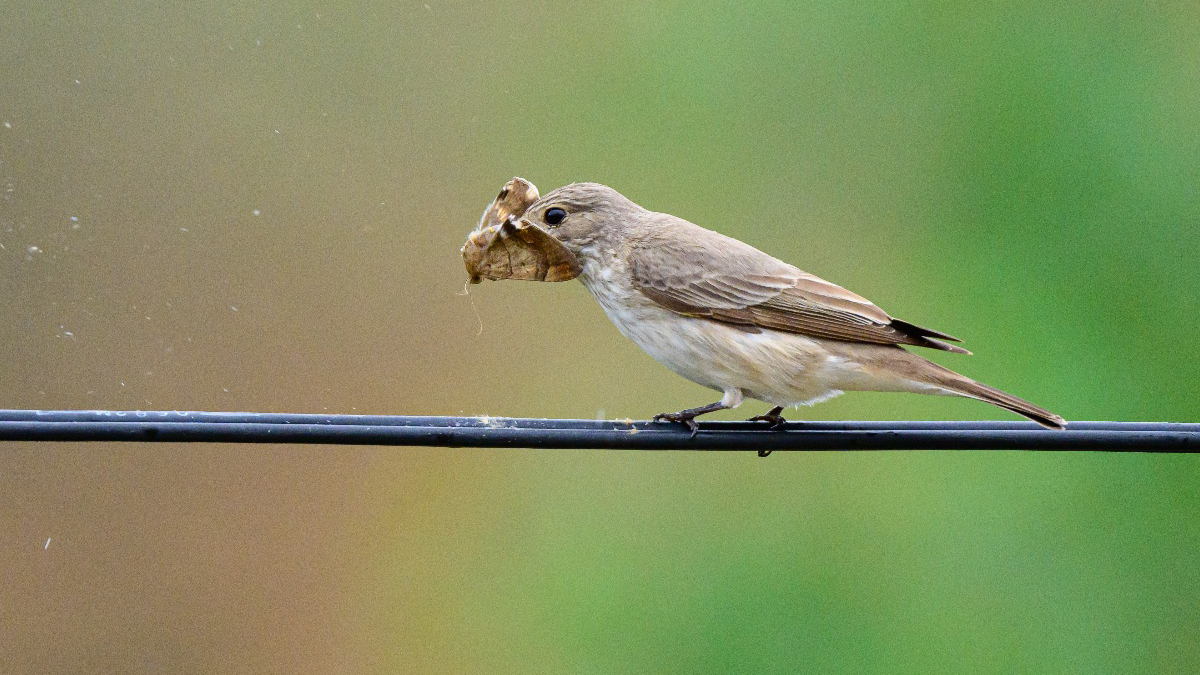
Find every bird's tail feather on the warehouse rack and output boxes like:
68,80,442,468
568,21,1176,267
941,378,1066,429
917,359,1066,429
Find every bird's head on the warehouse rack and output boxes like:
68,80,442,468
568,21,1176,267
522,182,646,258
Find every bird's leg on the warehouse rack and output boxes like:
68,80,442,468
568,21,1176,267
654,390,743,437
748,406,788,429
654,401,729,436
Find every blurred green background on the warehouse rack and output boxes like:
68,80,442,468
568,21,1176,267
3,1,1199,672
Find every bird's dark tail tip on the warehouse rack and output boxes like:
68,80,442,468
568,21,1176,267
949,379,1066,429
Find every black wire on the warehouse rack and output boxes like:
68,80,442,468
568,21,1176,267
0,410,1195,452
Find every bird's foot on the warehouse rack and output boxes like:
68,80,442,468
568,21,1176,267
654,401,732,438
653,411,702,437
748,406,788,430
747,406,789,457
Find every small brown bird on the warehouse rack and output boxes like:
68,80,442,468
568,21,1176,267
513,181,1065,432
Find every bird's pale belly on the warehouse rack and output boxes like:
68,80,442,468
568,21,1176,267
581,272,892,407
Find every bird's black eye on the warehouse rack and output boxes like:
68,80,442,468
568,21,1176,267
544,207,567,226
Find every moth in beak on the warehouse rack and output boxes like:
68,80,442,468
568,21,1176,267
461,177,581,284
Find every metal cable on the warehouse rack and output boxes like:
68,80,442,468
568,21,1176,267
0,410,1195,452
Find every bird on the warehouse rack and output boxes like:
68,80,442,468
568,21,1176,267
514,181,1065,435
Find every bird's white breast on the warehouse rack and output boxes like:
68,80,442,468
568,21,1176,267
577,254,870,407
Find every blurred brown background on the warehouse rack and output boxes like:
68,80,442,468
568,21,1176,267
3,1,1198,673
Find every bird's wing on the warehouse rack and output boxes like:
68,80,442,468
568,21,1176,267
629,218,970,354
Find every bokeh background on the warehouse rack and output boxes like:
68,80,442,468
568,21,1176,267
3,1,1199,672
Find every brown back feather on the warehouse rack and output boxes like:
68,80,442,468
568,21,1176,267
630,216,970,354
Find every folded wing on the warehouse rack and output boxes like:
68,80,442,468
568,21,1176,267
630,217,970,354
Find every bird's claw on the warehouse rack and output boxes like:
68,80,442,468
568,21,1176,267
748,407,786,457
748,413,788,430
653,413,701,437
